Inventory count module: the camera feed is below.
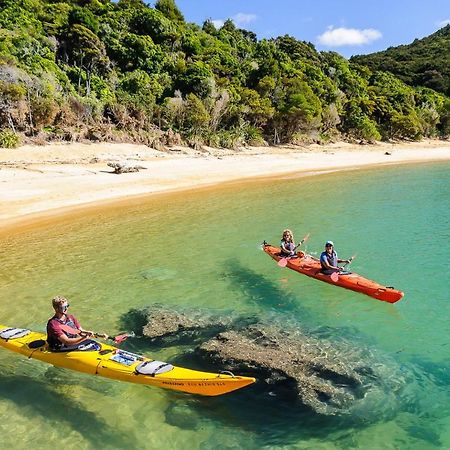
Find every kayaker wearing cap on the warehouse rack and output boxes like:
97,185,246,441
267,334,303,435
320,241,351,275
47,296,100,351
280,229,296,256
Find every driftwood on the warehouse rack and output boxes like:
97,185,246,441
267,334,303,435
107,162,147,174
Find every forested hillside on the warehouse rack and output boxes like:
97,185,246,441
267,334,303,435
0,0,449,148
351,25,450,97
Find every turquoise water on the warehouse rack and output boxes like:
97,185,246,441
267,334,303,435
0,162,449,449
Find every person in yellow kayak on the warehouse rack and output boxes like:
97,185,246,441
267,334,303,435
320,241,351,274
46,296,105,351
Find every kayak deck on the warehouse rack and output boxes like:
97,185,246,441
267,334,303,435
0,326,255,396
263,244,404,303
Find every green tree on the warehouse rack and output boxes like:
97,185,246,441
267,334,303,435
340,101,381,142
177,61,214,98
68,6,100,34
202,19,217,36
130,7,178,46
272,77,322,142
120,33,166,73
183,93,210,133
390,112,422,140
0,79,26,132
155,0,184,23
66,24,110,95
235,87,274,127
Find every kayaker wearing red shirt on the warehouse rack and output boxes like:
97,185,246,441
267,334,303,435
320,241,351,274
47,296,97,351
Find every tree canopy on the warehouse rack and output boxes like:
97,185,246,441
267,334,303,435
0,0,449,148
351,25,450,97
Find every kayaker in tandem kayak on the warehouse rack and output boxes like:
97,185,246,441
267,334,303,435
320,241,352,275
280,229,297,257
47,296,106,351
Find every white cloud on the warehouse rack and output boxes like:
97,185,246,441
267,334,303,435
232,13,257,27
317,26,382,47
438,19,450,27
211,19,225,28
211,13,257,30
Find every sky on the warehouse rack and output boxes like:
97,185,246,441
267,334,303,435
165,0,450,58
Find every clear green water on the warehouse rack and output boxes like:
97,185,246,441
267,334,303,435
0,162,449,449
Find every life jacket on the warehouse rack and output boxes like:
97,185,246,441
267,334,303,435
47,315,79,350
320,250,337,271
280,239,295,255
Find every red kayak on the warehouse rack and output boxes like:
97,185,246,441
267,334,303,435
262,243,404,303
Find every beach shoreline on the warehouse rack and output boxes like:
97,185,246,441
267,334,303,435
1,139,449,233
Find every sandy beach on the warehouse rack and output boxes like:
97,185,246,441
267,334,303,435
1,139,449,230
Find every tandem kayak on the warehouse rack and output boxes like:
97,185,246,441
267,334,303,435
0,325,255,396
262,243,404,303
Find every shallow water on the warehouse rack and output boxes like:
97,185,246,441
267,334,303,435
0,162,449,449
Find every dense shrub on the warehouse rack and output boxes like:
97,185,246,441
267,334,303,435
0,129,20,148
0,0,448,146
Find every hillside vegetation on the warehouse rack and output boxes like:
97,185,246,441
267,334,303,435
351,25,450,97
1,0,449,149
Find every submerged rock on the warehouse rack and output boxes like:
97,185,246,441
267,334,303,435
197,324,399,416
128,305,240,343
126,305,405,417
142,308,216,339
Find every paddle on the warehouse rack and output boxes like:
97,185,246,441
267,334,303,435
105,332,135,344
330,271,339,282
84,331,135,344
59,323,135,344
278,233,310,267
330,255,357,282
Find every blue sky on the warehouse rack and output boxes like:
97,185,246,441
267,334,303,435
166,0,450,58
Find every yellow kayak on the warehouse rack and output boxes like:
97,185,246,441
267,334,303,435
0,325,255,396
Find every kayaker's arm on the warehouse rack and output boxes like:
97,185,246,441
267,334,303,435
294,233,310,251
338,255,355,265
79,329,108,339
79,327,94,336
57,333,90,346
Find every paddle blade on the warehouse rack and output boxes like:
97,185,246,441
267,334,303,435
277,258,288,267
114,332,135,344
330,272,339,282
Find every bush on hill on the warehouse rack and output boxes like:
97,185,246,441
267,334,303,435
0,0,449,148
